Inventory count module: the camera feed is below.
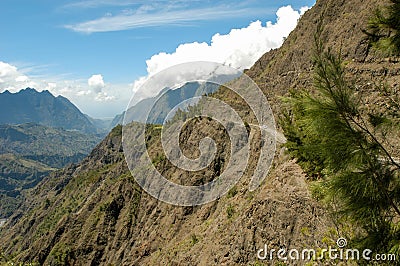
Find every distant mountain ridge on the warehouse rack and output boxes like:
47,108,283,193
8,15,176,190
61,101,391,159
0,123,102,218
0,88,98,134
0,123,101,168
111,81,221,127
0,89,107,219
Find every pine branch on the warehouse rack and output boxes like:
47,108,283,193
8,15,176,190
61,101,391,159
349,115,400,171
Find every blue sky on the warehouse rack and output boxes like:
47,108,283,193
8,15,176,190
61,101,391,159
0,0,315,118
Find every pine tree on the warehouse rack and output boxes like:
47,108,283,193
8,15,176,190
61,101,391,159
365,0,400,55
281,26,400,259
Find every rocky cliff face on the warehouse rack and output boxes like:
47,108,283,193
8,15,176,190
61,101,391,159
252,0,398,112
1,0,399,265
0,125,328,265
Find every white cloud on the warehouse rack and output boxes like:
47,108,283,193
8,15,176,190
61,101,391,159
77,90,92,96
88,74,105,92
65,5,275,33
45,82,57,90
95,91,116,102
0,62,21,91
0,61,39,92
0,62,18,77
300,6,310,15
15,75,29,82
62,0,146,9
132,5,309,101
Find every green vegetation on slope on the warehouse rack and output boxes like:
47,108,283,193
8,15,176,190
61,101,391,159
365,0,400,55
0,123,101,218
0,127,143,264
281,23,400,259
0,120,329,265
0,123,101,168
0,154,55,218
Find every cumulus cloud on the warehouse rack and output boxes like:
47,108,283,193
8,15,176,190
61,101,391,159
15,75,29,82
87,74,117,103
0,62,18,78
0,61,38,91
46,82,57,90
77,90,92,96
95,91,116,102
88,74,105,92
132,5,309,101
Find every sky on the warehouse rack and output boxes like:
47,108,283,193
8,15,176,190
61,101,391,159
0,0,315,118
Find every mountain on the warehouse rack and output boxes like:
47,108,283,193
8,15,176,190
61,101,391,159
1,0,399,265
0,154,55,218
0,123,101,168
85,115,113,133
109,112,124,129
0,126,329,265
110,81,222,128
0,88,107,218
0,88,98,134
0,123,101,218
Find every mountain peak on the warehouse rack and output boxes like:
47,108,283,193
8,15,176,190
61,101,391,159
40,89,52,95
0,88,98,134
20,88,54,97
21,87,38,93
56,94,70,102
